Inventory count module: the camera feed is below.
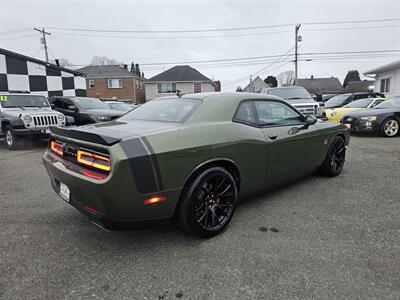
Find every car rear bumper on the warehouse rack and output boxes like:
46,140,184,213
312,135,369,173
42,149,181,227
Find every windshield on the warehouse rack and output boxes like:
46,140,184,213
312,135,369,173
120,98,201,123
374,98,400,109
108,102,132,111
72,97,111,110
324,94,350,108
344,98,373,108
267,87,312,100
0,95,50,108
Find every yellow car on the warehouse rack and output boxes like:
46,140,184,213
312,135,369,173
324,98,386,123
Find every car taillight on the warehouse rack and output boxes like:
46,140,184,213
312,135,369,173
50,140,64,156
77,149,111,172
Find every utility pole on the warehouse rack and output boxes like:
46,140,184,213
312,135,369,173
34,27,51,62
294,24,301,84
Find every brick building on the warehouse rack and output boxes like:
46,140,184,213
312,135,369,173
78,65,146,103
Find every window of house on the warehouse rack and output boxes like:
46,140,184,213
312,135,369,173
88,80,95,89
380,78,391,93
108,79,122,89
157,83,176,93
136,81,139,89
194,83,202,93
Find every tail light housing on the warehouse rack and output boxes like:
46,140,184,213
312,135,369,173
50,140,64,156
77,149,111,172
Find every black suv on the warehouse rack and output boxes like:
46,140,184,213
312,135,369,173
50,97,124,125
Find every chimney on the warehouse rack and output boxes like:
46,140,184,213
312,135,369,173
123,64,128,70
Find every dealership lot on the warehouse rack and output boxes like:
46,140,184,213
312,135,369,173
0,136,399,299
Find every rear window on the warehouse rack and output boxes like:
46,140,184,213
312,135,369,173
120,98,201,123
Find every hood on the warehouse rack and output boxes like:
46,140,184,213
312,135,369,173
51,120,180,145
284,98,318,105
83,108,125,117
344,107,399,118
3,107,62,118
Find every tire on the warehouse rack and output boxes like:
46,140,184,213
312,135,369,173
4,125,21,150
320,136,346,177
381,118,399,137
177,166,237,238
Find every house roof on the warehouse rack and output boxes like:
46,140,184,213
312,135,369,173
243,76,270,92
296,77,344,94
147,65,212,82
364,60,400,75
77,65,140,78
0,47,85,76
345,80,374,93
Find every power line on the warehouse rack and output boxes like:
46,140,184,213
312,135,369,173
0,34,37,41
43,18,399,34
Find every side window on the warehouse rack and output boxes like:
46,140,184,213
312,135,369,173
52,99,65,109
370,99,384,108
234,101,257,125
254,101,303,126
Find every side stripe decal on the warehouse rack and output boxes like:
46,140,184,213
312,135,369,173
120,137,164,194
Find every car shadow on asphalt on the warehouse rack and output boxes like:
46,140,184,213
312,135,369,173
0,138,48,151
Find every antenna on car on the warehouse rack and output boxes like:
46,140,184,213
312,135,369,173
177,90,184,98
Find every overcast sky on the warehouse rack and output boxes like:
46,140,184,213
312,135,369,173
1,0,399,91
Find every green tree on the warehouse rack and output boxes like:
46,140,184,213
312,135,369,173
264,75,278,87
343,70,361,87
236,86,243,92
135,63,141,77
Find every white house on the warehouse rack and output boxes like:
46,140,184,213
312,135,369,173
243,76,270,93
364,60,400,98
145,65,216,101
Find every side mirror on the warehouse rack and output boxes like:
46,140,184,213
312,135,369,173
305,115,317,126
51,104,55,109
68,105,78,112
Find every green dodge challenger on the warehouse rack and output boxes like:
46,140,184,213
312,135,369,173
43,92,350,237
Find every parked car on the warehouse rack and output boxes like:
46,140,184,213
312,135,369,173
49,97,124,125
324,98,386,123
0,93,66,150
261,86,321,116
43,92,350,237
324,92,385,109
107,101,134,112
342,96,400,137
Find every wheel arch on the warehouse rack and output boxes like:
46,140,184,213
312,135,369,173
184,158,241,193
1,120,11,133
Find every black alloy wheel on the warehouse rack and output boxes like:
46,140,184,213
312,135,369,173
320,136,346,177
178,166,237,237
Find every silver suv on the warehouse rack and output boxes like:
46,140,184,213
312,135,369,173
261,86,321,116
0,93,66,149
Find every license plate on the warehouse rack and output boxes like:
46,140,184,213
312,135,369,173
59,183,70,202
345,124,351,129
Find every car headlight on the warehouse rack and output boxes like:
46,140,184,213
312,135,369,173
95,115,111,121
330,111,337,116
57,114,65,121
24,115,32,123
360,116,378,121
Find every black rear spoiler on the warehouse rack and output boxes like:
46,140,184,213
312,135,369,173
50,126,122,146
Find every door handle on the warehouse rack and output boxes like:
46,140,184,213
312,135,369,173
268,134,278,140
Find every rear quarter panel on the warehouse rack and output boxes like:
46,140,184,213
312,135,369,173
147,121,268,197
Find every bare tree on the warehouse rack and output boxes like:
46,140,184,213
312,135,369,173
277,70,295,86
91,56,122,66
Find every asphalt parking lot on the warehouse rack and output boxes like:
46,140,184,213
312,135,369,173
1,136,399,299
